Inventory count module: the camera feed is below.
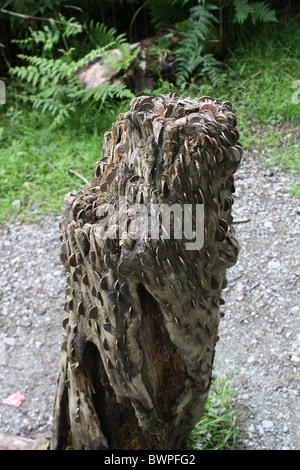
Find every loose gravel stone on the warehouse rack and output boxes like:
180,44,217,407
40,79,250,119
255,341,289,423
0,150,299,450
214,151,300,450
0,216,63,436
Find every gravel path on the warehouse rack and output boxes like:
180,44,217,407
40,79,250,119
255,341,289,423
214,151,300,450
0,150,299,450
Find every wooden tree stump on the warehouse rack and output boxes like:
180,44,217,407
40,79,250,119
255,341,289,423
50,93,242,450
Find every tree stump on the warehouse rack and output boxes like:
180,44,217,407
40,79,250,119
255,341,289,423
50,93,242,450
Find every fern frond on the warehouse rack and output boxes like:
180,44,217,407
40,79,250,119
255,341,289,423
10,19,134,127
234,0,277,24
250,2,277,24
87,20,127,48
173,4,221,86
59,15,83,40
77,81,134,105
75,45,121,70
102,45,141,73
201,54,226,88
233,0,252,23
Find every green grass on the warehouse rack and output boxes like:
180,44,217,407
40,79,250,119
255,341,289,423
0,16,299,226
220,19,300,177
0,102,127,225
224,18,300,118
189,372,242,450
290,184,300,198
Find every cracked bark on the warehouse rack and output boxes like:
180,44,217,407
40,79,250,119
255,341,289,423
50,93,242,450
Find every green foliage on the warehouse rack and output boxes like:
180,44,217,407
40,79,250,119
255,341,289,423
154,0,277,89
0,0,280,91
199,53,227,89
145,16,300,199
162,0,277,88
144,0,196,32
189,372,242,450
215,17,300,198
173,4,224,86
289,184,300,198
234,0,277,25
11,22,62,56
10,17,135,128
77,81,134,108
86,20,128,50
1,2,298,227
0,101,127,224
222,18,300,126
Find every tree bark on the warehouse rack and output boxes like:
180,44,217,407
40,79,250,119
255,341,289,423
50,93,242,450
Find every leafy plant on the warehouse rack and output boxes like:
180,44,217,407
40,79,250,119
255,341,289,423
10,16,135,128
189,372,242,450
144,0,196,32
157,0,277,88
0,100,127,224
234,0,277,25
173,4,225,87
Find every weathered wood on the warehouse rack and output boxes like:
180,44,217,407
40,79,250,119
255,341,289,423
0,432,50,450
50,93,242,450
76,37,176,93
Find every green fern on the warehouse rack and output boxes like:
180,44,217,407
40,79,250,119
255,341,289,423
201,53,226,88
12,16,83,58
101,44,141,74
78,81,134,107
12,23,60,55
173,4,225,87
11,17,135,128
234,0,277,24
168,0,276,87
145,0,198,31
86,20,128,48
